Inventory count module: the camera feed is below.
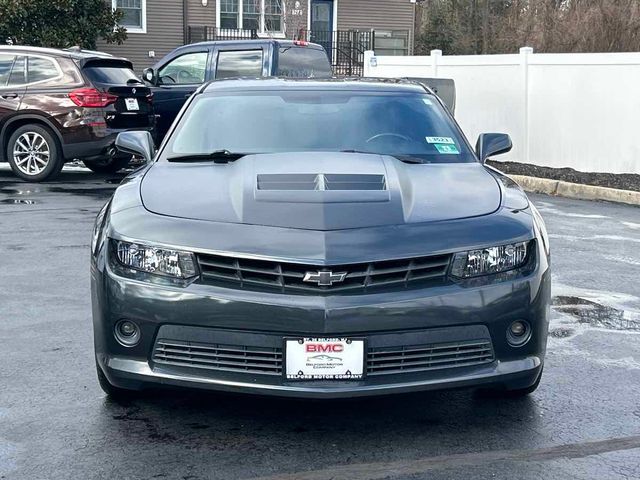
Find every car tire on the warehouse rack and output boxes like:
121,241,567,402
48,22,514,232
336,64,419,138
96,362,141,400
83,155,132,174
6,124,64,182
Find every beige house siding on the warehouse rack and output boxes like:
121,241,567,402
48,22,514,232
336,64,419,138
336,0,414,30
97,0,186,72
98,0,415,71
187,1,215,27
336,0,415,52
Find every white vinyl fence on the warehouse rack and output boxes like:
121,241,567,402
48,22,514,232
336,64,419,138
364,48,640,174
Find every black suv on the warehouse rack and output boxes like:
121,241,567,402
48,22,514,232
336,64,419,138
142,39,332,141
0,46,154,181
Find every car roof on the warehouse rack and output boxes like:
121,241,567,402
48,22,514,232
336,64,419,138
200,77,431,94
179,39,325,50
0,45,128,62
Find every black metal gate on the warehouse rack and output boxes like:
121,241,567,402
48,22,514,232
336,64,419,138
299,29,375,76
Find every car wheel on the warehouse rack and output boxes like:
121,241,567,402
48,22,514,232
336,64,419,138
83,155,132,174
96,362,141,400
6,124,63,182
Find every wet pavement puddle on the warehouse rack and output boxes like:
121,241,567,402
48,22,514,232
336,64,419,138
552,296,640,332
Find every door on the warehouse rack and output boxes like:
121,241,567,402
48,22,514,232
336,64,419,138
310,0,333,59
0,54,26,143
151,49,210,143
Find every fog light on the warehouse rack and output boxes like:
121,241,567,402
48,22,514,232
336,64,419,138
507,320,531,347
510,321,526,336
114,320,140,347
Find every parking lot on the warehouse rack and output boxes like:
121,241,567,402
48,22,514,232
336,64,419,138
1,164,639,480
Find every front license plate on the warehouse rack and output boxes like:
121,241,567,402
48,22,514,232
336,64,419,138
125,98,139,111
285,338,365,380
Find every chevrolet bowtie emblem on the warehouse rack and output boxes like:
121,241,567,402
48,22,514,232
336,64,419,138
303,270,348,286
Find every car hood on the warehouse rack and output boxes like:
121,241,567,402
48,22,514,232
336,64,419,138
140,153,502,231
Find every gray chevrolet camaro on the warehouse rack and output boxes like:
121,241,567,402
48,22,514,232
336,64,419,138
91,78,551,399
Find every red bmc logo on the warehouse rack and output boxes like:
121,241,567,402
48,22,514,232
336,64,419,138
305,343,344,353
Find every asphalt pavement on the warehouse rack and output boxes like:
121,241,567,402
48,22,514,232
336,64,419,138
1,164,639,480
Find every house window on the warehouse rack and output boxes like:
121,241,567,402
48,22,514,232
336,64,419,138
220,0,239,28
113,0,146,33
243,0,260,31
264,0,283,32
217,0,284,34
374,30,410,56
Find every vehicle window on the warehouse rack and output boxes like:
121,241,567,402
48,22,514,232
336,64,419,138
215,50,263,79
158,52,208,85
8,56,26,86
83,65,140,84
27,56,60,83
166,91,475,164
277,47,332,78
0,54,15,87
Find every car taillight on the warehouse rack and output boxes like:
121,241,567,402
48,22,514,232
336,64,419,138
68,88,118,108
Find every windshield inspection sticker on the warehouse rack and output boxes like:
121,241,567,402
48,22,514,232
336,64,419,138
434,144,460,155
426,136,455,144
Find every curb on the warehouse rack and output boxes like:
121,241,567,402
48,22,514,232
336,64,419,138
508,175,640,207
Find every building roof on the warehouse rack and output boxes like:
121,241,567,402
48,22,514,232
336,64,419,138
178,39,326,51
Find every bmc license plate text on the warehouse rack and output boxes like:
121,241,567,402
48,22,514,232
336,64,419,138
285,338,364,380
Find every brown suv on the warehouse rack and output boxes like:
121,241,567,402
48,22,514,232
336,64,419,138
0,46,154,181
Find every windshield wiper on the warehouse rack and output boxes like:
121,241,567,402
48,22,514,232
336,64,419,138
166,150,249,164
340,150,427,164
390,154,429,164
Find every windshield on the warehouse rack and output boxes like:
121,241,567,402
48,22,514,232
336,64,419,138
164,90,476,163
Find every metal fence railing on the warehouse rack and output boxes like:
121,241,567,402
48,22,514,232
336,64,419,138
298,29,375,76
187,26,258,43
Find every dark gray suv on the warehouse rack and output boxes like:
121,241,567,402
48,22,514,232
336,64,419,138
91,78,550,399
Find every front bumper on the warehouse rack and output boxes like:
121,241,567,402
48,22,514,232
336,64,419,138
92,244,550,398
103,354,542,399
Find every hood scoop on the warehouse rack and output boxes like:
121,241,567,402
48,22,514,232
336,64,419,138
257,173,387,191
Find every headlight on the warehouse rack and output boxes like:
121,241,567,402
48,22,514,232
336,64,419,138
112,240,197,279
450,241,529,278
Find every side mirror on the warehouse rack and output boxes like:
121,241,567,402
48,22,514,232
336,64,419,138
142,67,157,85
475,133,512,163
115,131,156,164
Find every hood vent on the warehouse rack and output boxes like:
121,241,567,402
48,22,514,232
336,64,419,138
257,174,387,191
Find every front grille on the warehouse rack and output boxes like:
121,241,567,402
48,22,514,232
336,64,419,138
152,338,494,378
152,339,283,376
196,253,452,293
367,340,494,376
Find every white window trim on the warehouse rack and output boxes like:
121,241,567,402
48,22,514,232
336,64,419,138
112,0,147,34
216,0,285,36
